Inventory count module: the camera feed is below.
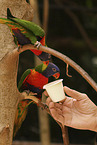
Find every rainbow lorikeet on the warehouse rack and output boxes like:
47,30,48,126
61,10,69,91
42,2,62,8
14,62,60,136
0,8,51,63
18,62,60,94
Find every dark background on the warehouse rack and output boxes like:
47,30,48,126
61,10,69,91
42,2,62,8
14,0,97,144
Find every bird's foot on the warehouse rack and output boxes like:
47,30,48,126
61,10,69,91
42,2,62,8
23,90,32,96
23,90,37,96
23,90,30,95
34,41,41,49
41,102,48,110
29,92,37,96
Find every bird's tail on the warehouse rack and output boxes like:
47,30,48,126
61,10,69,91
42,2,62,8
7,8,15,19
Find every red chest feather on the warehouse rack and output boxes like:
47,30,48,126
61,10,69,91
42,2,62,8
31,49,42,56
25,70,48,89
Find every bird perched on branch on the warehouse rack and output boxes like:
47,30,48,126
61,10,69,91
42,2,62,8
0,8,51,64
14,62,60,136
18,62,60,94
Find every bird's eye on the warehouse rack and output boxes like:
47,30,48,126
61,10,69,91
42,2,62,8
52,68,56,72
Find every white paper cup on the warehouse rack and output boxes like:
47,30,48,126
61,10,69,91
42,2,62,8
43,79,65,102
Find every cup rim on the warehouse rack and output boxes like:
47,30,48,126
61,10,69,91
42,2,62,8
43,79,63,89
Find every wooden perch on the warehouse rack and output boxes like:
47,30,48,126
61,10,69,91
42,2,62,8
19,44,97,92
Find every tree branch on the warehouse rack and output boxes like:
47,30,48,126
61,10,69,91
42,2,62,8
18,44,97,92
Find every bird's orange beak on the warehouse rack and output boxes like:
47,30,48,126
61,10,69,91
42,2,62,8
53,72,60,79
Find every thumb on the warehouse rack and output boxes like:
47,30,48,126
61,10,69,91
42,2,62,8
64,86,88,100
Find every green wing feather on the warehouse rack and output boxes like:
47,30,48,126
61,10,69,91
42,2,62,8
0,8,45,45
0,18,37,44
12,18,45,37
7,8,45,37
18,69,31,91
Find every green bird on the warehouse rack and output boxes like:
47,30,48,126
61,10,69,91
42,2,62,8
0,8,51,64
14,62,60,136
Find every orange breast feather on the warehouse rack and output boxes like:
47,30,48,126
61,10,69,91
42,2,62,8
26,70,48,89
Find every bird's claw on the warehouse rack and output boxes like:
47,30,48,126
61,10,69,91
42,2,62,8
24,90,30,95
34,41,41,49
29,92,37,96
23,90,37,96
41,103,48,110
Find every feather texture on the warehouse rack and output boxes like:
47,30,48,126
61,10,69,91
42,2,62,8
0,8,51,63
14,63,60,136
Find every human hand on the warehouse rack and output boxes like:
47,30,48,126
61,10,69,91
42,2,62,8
46,86,97,132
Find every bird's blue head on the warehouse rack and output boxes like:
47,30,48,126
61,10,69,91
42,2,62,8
38,52,51,62
42,62,60,79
